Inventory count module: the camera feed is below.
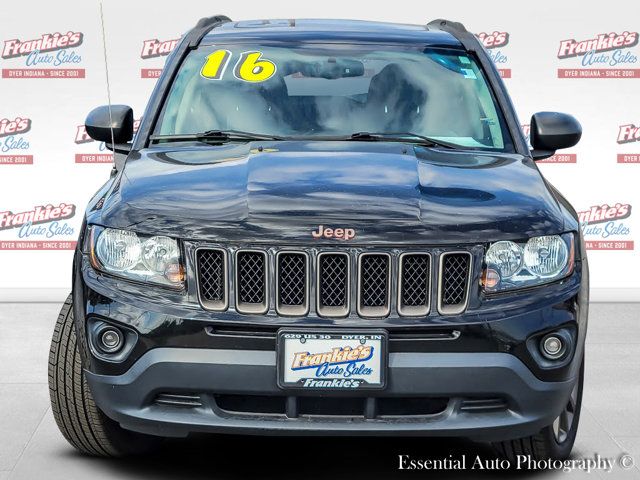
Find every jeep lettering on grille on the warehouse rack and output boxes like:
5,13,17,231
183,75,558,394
311,225,356,240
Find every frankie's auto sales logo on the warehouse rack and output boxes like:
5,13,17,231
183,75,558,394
1,31,85,79
616,123,640,163
0,203,77,250
557,31,640,79
521,124,577,163
140,37,178,78
476,31,511,78
579,203,634,250
0,116,33,165
74,119,140,163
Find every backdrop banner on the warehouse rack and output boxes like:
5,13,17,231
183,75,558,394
0,0,637,301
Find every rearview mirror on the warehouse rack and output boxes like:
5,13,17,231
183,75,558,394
530,112,581,161
85,105,134,146
304,59,365,79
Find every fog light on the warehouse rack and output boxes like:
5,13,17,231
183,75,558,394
99,327,123,353
541,334,565,360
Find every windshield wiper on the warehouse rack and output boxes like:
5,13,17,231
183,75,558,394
150,129,466,149
346,131,464,149
150,129,283,144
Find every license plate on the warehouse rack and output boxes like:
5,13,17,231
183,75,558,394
277,329,387,390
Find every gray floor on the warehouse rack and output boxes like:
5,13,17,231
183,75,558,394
0,303,639,479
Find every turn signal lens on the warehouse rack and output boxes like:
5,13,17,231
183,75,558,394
481,268,501,289
165,263,185,284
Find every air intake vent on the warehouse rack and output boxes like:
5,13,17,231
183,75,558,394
212,395,450,418
460,397,507,412
377,397,449,417
358,253,391,317
438,252,472,315
298,397,365,417
215,395,287,415
276,251,309,316
398,253,431,316
196,248,227,310
317,252,350,317
155,393,202,408
235,250,268,314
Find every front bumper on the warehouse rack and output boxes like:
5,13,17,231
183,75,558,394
74,248,587,441
86,348,576,441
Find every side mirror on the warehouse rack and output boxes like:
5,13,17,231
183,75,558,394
530,112,581,161
85,105,134,150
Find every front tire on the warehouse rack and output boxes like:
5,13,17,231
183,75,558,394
493,358,584,462
48,294,159,456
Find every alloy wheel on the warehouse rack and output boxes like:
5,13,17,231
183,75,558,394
552,379,579,443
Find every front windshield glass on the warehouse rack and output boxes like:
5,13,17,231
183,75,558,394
155,43,512,151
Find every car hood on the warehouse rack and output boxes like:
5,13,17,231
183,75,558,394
97,141,566,245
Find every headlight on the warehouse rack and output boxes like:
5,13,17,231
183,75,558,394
524,235,568,278
484,240,522,278
483,233,575,292
90,226,184,287
95,229,141,271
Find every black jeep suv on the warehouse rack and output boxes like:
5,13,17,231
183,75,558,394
49,17,588,461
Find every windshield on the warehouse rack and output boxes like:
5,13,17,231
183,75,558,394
155,43,513,151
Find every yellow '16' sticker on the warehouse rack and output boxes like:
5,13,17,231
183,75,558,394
201,49,276,83
200,49,231,79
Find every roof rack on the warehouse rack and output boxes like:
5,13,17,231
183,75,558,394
188,15,232,47
194,15,232,29
426,19,480,53
427,19,468,34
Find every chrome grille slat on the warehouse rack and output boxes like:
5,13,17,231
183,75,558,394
196,248,227,311
235,250,268,314
317,252,350,318
276,251,309,316
358,253,391,318
398,253,431,316
438,252,472,315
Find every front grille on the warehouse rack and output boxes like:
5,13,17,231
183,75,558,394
196,248,227,310
195,246,473,318
235,250,268,314
358,253,391,317
398,253,431,316
317,253,350,317
276,252,309,316
439,252,472,314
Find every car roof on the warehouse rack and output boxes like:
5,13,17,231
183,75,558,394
200,18,463,47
